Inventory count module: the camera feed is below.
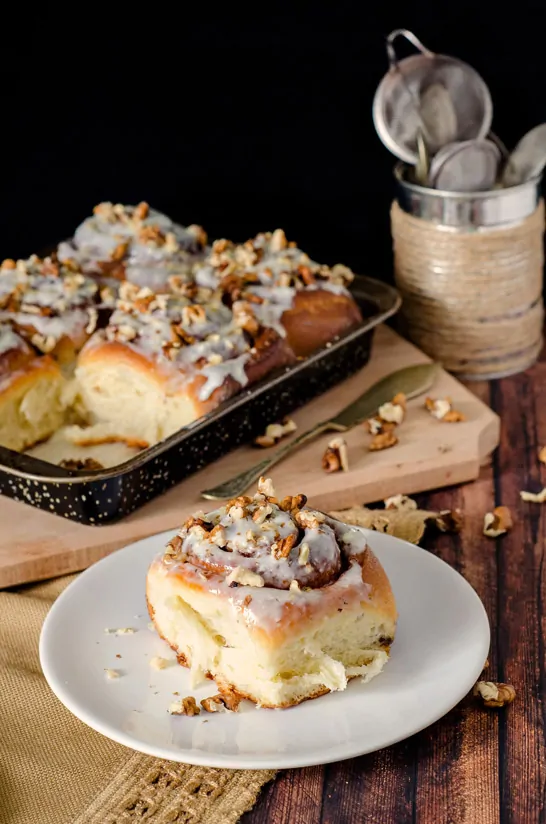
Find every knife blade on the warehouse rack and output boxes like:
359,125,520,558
201,362,437,500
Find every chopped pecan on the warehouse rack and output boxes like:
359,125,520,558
377,393,406,425
217,688,241,712
184,515,206,530
369,431,398,451
169,696,200,716
111,241,129,261
322,436,349,473
474,681,516,708
279,494,307,513
483,506,513,538
133,201,150,220
384,494,417,511
139,225,166,246
366,417,396,436
59,458,104,471
182,304,206,326
254,418,297,448
269,228,288,251
297,264,315,286
257,477,276,498
200,695,228,713
435,509,464,533
425,397,466,422
272,533,297,560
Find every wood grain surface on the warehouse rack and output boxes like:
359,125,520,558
241,363,546,823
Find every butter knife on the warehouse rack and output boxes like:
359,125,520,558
201,362,437,500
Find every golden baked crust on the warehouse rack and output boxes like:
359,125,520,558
146,480,397,708
281,289,363,357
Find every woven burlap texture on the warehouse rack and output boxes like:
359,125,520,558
0,576,275,824
391,199,545,378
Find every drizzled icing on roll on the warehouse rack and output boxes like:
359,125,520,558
92,281,271,401
57,201,208,291
163,477,368,590
0,256,100,353
194,229,355,335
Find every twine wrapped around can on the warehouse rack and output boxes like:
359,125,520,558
391,198,545,379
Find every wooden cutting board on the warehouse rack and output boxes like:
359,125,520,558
0,325,500,588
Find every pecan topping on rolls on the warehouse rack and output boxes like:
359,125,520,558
162,478,367,590
0,255,101,354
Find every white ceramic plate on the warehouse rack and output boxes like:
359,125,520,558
40,529,489,770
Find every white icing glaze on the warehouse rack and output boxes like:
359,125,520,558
159,498,372,631
193,229,355,331
164,496,369,591
94,284,254,401
0,257,99,350
58,202,207,291
0,323,26,356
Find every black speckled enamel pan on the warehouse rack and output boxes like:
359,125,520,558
0,275,400,524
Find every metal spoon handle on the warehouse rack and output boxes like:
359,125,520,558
201,421,334,500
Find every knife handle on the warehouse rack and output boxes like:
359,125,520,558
201,420,340,500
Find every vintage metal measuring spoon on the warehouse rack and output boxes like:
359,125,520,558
428,139,501,191
373,29,493,165
502,123,546,187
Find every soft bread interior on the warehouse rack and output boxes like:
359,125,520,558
0,360,67,451
147,568,395,708
74,360,200,446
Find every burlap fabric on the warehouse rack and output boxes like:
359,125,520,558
0,576,275,824
391,199,545,379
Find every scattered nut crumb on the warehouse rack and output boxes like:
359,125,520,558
201,695,229,713
384,494,417,511
257,476,276,497
322,436,349,473
150,656,170,671
59,457,104,471
289,579,301,592
369,431,398,451
104,627,137,636
217,689,241,712
435,509,464,532
377,393,406,425
474,681,516,708
115,654,122,659
169,696,200,716
425,397,466,422
254,417,297,448
520,488,546,503
104,668,120,680
483,506,513,538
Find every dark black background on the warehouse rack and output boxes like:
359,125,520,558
3,2,546,280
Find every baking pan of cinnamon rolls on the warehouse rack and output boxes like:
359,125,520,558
0,202,400,523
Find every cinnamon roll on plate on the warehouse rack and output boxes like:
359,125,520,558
146,477,397,709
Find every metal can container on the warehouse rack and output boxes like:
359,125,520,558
391,167,544,380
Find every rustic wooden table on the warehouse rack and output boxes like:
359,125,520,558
242,376,544,824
